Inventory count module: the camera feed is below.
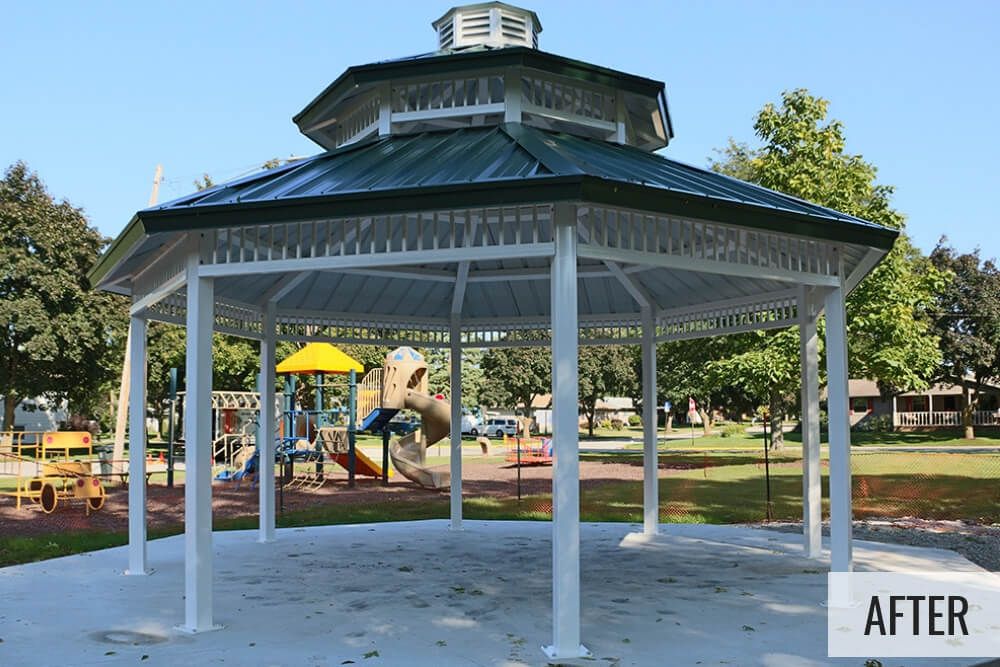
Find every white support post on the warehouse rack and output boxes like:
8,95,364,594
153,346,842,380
258,302,277,543
641,307,658,536
377,82,391,136
799,288,821,559
504,68,522,123
824,282,853,575
180,250,219,633
449,317,463,530
126,315,148,575
543,205,589,660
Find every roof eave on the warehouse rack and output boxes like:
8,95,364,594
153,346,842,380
132,174,897,252
87,214,147,289
577,177,900,251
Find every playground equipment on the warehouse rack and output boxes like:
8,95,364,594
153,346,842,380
503,433,553,465
358,347,451,489
275,343,390,487
0,431,106,514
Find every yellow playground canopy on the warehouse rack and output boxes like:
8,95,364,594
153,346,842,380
275,343,363,376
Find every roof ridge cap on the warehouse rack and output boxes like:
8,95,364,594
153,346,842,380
500,123,585,177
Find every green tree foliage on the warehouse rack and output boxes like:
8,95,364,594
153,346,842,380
577,345,636,436
459,348,486,408
657,337,743,435
145,323,261,417
479,340,551,414
706,90,942,444
0,162,128,428
929,241,1000,439
707,329,800,448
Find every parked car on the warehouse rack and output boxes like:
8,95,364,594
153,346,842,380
461,414,482,436
485,417,520,438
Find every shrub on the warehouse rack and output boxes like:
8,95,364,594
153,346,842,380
853,414,892,433
719,423,745,439
628,414,642,427
610,418,625,431
599,418,612,430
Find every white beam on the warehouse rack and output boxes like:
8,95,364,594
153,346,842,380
824,280,853,576
258,301,277,543
799,286,821,559
451,262,470,316
200,243,556,278
126,316,148,575
641,307,658,535
180,254,219,633
504,68,522,123
605,260,653,309
579,245,841,287
339,267,456,283
130,271,186,316
391,102,507,123
844,247,886,292
377,83,391,135
543,204,589,660
449,317,463,530
257,272,310,305
468,264,615,283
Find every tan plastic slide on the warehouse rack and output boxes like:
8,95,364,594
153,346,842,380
389,390,451,489
381,346,452,490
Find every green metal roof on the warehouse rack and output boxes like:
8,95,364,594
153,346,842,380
89,123,897,286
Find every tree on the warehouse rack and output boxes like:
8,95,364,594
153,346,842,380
708,329,800,449
658,337,741,436
709,90,942,441
459,347,486,408
577,345,636,436
929,241,1000,439
0,162,128,429
479,340,551,414
145,323,261,417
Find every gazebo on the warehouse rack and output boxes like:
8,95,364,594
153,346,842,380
89,3,897,659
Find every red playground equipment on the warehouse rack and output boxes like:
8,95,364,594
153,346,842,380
503,433,553,465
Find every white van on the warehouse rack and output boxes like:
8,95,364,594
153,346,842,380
460,414,483,436
484,417,519,438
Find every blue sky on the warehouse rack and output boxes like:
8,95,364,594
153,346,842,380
3,1,998,259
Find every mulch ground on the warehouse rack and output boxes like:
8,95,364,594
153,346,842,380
0,458,649,538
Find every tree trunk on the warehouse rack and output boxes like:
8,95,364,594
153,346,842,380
587,409,595,437
769,394,784,451
3,394,17,431
962,385,975,440
698,408,713,436
665,413,673,433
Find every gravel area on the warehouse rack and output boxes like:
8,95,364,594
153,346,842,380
758,517,1000,571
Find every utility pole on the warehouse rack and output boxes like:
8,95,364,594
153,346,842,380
112,165,163,471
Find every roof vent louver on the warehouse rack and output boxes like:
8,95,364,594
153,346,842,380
433,3,542,51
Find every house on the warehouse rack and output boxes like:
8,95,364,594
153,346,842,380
848,379,1000,429
528,394,636,433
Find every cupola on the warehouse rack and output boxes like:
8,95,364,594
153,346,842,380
293,4,673,152
433,2,541,50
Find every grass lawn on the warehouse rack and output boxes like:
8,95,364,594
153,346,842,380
4,447,998,568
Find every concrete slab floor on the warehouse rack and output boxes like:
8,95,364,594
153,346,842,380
0,520,986,666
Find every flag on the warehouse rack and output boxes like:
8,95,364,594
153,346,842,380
688,397,703,425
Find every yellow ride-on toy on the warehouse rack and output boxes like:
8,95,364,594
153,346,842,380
15,461,106,515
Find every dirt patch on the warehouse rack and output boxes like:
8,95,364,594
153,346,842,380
0,458,644,538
